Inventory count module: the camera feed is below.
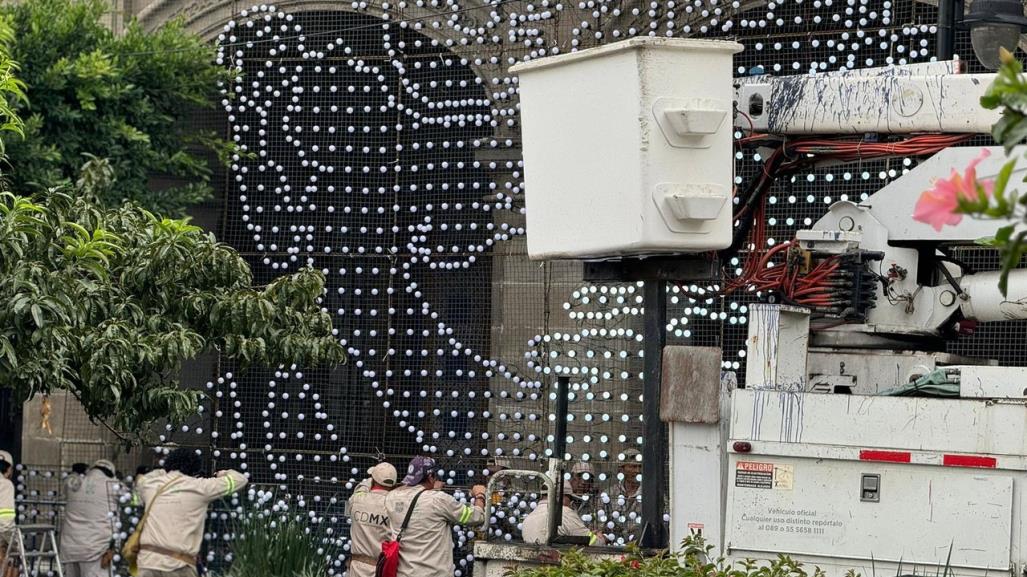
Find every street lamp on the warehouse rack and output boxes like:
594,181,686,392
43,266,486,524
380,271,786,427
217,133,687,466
963,0,1027,70
938,0,1027,70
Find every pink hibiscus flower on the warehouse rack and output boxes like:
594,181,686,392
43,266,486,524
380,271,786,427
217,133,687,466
913,148,995,231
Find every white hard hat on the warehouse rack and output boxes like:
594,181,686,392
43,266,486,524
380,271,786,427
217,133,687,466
369,462,398,488
92,459,115,473
0,451,11,465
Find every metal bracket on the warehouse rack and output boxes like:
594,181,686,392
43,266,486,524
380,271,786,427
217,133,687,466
734,66,998,135
582,256,719,282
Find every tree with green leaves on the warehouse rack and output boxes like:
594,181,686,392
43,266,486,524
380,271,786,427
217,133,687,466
0,16,345,439
1,0,226,216
0,169,347,438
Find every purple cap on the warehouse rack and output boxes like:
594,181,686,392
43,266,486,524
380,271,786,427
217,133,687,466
402,456,437,486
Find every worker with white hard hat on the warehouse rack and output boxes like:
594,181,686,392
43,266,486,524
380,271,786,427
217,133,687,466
347,462,398,577
61,459,121,577
522,481,604,546
0,450,15,575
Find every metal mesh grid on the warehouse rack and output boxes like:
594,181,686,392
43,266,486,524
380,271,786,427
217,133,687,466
172,0,1027,568
10,0,1027,574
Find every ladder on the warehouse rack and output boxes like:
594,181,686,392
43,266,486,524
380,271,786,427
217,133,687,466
3,524,64,577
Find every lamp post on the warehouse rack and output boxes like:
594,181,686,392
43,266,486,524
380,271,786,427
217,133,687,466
937,0,1027,70
937,0,964,60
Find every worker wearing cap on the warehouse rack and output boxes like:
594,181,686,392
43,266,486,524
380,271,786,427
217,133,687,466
0,450,15,572
522,481,604,546
384,456,487,577
569,461,599,519
603,448,642,545
135,448,247,577
347,462,397,577
61,459,121,577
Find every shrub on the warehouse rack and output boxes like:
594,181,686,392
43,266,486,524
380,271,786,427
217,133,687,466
506,537,835,577
224,493,342,577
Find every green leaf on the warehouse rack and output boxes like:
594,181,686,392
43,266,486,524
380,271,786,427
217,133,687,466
1003,118,1027,153
999,231,1027,296
993,112,1017,142
996,159,1016,199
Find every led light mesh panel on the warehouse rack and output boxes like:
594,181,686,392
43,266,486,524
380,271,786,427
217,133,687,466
206,0,1007,571
16,1,1024,576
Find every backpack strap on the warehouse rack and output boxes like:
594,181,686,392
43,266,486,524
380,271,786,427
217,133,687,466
396,488,426,542
138,477,184,539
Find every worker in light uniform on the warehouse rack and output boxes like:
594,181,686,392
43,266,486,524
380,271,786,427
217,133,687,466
522,481,604,546
0,450,15,577
347,462,397,577
603,448,642,544
384,456,487,577
135,448,247,577
569,461,599,521
61,459,120,577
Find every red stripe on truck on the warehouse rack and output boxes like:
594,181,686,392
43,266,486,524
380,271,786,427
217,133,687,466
859,450,911,463
943,454,996,468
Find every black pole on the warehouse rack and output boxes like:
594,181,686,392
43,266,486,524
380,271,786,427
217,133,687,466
547,375,570,544
938,0,956,60
640,280,668,548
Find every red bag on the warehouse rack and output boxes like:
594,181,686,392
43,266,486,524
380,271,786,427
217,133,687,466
375,489,425,577
376,540,400,577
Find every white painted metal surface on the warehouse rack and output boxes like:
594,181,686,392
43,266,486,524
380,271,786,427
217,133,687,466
723,390,1027,575
668,372,736,552
726,453,1015,571
670,424,725,550
808,349,988,395
511,38,742,260
957,365,1027,398
746,304,810,391
960,269,1027,323
736,73,1000,134
732,390,1027,463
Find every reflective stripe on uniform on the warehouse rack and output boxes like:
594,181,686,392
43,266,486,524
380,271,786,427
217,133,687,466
458,505,472,524
224,475,236,496
0,509,14,518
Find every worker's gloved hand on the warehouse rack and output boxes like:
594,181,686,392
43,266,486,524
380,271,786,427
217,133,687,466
470,484,488,508
100,549,114,569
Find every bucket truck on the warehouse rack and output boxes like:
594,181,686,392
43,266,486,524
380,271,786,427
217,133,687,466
473,37,1027,577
